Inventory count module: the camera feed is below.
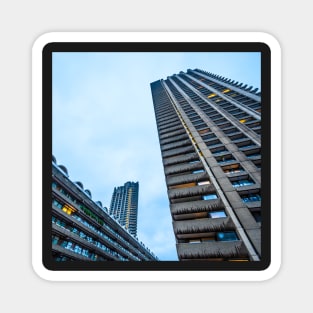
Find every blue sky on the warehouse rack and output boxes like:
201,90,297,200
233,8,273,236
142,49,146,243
52,51,260,261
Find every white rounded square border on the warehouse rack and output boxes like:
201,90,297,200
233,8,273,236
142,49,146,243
32,31,281,281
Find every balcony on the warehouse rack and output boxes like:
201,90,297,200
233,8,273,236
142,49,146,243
160,133,189,145
52,244,90,261
177,241,249,260
161,139,191,152
173,217,235,236
159,124,184,135
163,152,199,166
158,121,181,131
165,161,203,176
159,128,186,140
162,145,195,158
168,184,216,200
171,199,224,216
52,223,121,260
167,171,210,186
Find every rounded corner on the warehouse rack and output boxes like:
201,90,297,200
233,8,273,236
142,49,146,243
257,258,282,282
32,259,55,282
256,32,282,54
32,32,58,54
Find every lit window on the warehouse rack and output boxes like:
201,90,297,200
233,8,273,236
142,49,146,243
222,88,231,93
216,231,238,241
197,181,211,186
203,194,218,200
62,204,76,215
222,164,243,174
208,93,216,98
198,128,210,135
239,119,246,123
189,240,201,244
169,182,196,189
209,211,226,218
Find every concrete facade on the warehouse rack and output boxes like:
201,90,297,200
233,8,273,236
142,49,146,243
151,69,262,261
109,182,139,237
52,157,158,261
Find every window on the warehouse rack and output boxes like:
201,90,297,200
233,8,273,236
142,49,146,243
241,193,261,202
62,203,76,215
217,155,236,164
212,147,227,155
216,231,238,241
192,169,205,174
251,211,261,223
202,133,215,141
198,128,211,135
189,240,201,244
189,160,200,164
246,152,261,158
169,182,196,189
208,93,216,98
52,235,59,245
231,179,254,188
52,198,63,209
222,164,243,174
203,194,218,200
209,211,226,218
197,181,211,186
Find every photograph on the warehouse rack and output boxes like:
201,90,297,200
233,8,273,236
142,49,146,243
41,40,271,272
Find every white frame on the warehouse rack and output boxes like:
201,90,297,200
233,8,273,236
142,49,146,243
32,32,281,281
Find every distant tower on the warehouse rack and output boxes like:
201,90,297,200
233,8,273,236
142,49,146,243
109,182,139,237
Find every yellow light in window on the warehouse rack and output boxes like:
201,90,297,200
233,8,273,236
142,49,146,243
239,119,246,124
169,182,196,189
207,93,216,98
62,204,76,215
222,89,231,93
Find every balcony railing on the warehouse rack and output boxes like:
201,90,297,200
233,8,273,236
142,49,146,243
170,199,224,215
177,241,249,259
168,184,216,200
173,217,235,235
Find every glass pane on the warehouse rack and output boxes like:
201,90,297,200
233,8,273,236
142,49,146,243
203,194,218,200
216,232,238,241
209,211,226,218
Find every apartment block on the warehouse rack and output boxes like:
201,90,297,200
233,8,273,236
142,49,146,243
52,156,158,261
150,68,262,261
109,181,139,237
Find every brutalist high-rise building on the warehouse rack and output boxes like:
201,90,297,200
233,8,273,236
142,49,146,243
109,182,139,237
151,68,262,262
52,157,157,261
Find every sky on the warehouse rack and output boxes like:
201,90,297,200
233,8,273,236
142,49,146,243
52,51,261,261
